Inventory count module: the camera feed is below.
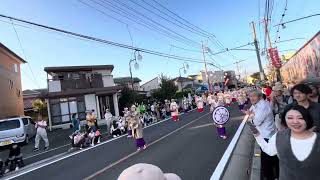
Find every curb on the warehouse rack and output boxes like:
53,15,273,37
221,125,255,180
249,142,261,180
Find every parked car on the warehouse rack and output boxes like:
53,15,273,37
0,116,36,146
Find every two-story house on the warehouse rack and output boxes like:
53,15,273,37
140,77,160,97
114,77,141,91
44,65,122,130
0,43,26,119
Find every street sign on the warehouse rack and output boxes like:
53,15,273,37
268,48,282,68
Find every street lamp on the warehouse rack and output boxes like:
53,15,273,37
129,50,142,90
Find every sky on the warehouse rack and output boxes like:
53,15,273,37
0,0,319,90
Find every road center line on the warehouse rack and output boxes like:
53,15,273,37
83,112,210,180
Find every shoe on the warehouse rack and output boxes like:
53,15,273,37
113,135,117,138
15,167,19,171
33,148,39,152
143,145,147,150
4,169,9,174
137,147,141,151
44,147,49,151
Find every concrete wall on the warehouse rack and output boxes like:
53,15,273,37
0,47,24,119
102,75,114,87
48,80,61,92
84,94,97,113
93,69,115,87
141,77,160,91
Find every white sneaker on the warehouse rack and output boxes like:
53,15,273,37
15,167,19,171
5,169,9,174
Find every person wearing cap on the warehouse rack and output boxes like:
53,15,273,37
118,163,181,180
271,83,293,131
170,99,179,121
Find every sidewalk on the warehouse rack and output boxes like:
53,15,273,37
221,125,255,180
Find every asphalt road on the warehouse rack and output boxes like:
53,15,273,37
6,106,244,180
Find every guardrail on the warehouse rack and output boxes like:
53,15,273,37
210,115,249,180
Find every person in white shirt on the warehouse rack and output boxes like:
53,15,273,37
104,109,113,135
246,89,278,180
250,105,320,180
33,115,49,152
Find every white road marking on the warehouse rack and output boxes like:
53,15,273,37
83,112,210,180
4,111,195,180
23,111,189,160
210,115,249,180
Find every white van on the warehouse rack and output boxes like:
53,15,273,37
0,116,36,146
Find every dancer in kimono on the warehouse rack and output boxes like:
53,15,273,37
237,91,247,111
196,95,204,113
217,91,225,106
224,91,232,107
182,97,189,113
126,106,137,138
128,112,147,151
170,99,179,121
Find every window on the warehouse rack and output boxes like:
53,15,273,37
14,64,18,73
0,119,21,131
16,89,21,97
22,118,29,125
8,80,14,90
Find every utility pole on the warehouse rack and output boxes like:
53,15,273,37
264,18,282,82
234,59,246,80
201,41,211,92
250,21,265,81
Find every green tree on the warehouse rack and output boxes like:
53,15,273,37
32,99,47,117
119,86,137,109
152,76,178,102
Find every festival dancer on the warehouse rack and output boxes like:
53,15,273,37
196,95,204,113
207,93,214,112
217,91,225,106
182,97,189,113
126,106,138,138
237,90,247,111
224,91,232,107
170,99,179,121
128,112,147,151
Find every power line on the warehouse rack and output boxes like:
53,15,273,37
0,14,206,64
139,0,211,38
127,0,208,39
274,13,320,27
170,45,202,53
10,20,41,88
274,0,287,43
150,0,214,37
109,0,200,47
81,0,196,47
147,0,238,61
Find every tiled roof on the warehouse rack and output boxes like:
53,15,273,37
114,77,141,84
